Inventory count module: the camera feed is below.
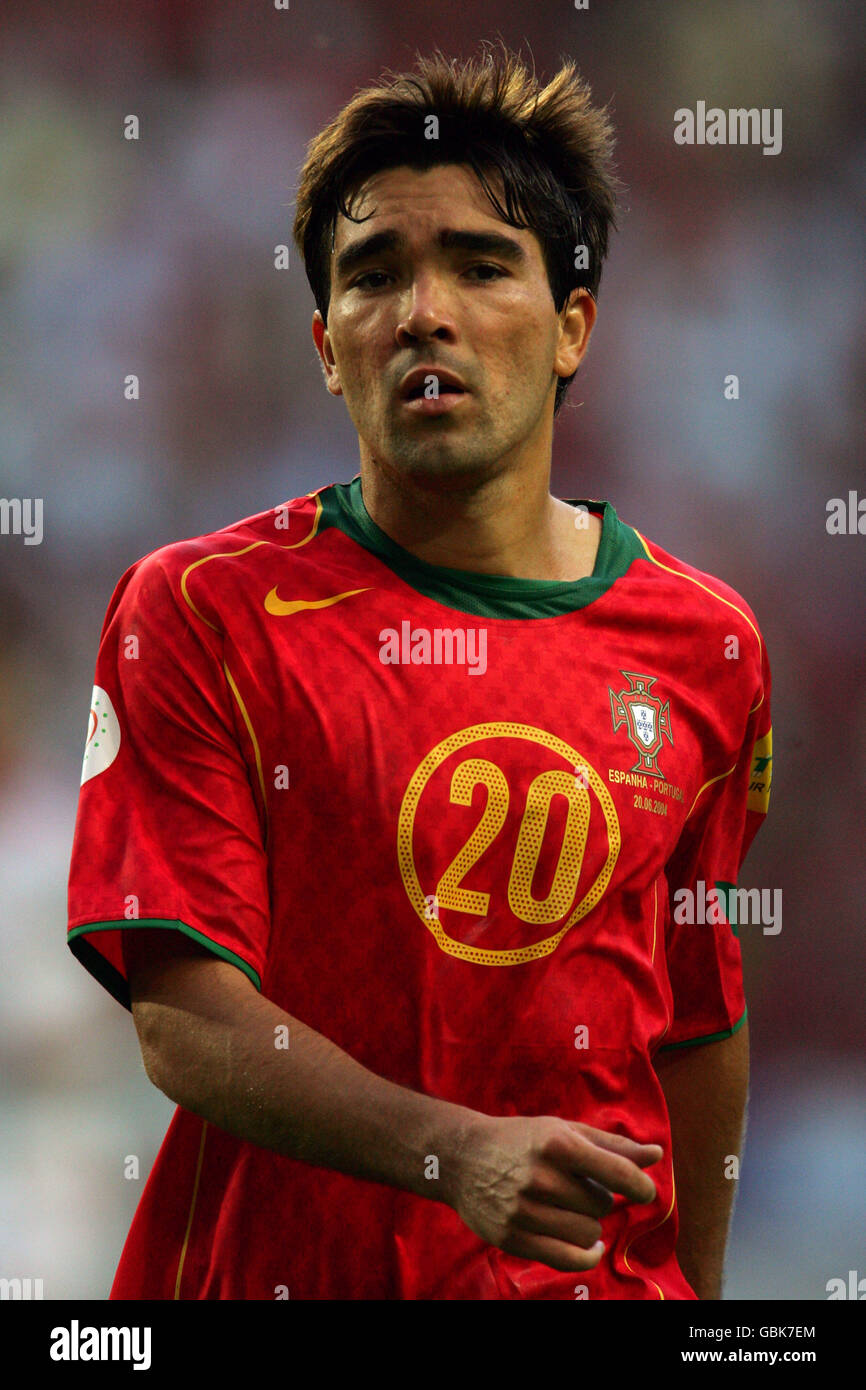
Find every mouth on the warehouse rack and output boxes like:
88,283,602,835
400,389,468,416
403,381,467,401
398,366,470,418
399,366,469,403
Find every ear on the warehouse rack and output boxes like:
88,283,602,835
312,310,343,396
554,288,597,381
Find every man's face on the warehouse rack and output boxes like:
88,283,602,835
312,164,592,487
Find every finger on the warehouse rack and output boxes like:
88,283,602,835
569,1123,663,1167
501,1230,606,1274
551,1132,659,1205
512,1194,604,1250
576,1174,617,1216
525,1167,615,1220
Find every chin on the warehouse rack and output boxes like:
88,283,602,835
386,444,504,491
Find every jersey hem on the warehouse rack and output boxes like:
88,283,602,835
656,1004,748,1052
67,918,263,1011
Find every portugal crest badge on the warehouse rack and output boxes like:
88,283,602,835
609,671,673,779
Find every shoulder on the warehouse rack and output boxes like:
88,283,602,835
624,521,767,655
101,490,329,631
608,514,772,730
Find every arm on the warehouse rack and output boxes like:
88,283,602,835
126,928,476,1202
125,929,662,1272
654,1019,749,1300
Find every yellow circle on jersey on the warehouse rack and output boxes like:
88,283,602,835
397,722,620,965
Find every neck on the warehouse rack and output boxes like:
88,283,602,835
358,457,602,583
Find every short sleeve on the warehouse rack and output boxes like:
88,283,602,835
659,644,772,1050
67,549,271,1009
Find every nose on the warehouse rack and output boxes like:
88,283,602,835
394,271,457,347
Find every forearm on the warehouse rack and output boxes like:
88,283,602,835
654,1021,749,1300
136,969,475,1207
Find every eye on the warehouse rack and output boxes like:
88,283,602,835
352,271,392,290
466,263,506,281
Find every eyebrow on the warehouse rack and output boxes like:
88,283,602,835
333,227,528,281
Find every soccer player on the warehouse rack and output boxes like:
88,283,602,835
67,48,772,1300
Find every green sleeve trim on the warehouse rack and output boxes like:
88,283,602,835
67,918,262,1012
657,1004,748,1052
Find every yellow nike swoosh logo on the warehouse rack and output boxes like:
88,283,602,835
264,586,371,616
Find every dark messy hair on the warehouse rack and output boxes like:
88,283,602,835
293,44,621,413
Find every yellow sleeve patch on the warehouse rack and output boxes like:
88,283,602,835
747,728,772,814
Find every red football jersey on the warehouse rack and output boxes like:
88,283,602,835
67,478,772,1300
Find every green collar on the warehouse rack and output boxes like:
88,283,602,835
319,475,643,619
